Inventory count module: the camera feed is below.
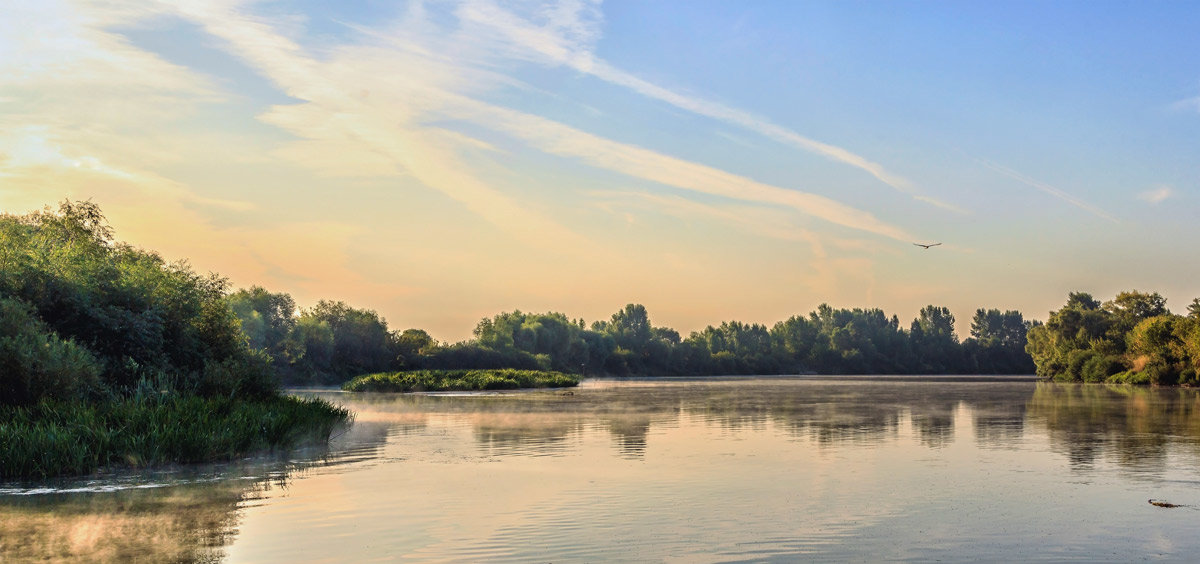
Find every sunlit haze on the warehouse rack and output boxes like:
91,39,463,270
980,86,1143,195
3,1,1198,341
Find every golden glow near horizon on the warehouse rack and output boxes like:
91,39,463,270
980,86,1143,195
2,1,1198,341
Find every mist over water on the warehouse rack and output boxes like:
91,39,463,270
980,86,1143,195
5,378,1200,562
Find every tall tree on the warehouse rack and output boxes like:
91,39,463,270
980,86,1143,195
298,300,394,381
228,286,297,363
911,305,962,373
1187,298,1200,320
1104,290,1168,334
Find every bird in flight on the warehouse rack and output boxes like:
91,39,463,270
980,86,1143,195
913,242,942,249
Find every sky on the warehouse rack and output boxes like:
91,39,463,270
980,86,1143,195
1,0,1198,341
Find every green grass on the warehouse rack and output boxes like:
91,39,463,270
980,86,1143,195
343,369,579,393
0,395,350,480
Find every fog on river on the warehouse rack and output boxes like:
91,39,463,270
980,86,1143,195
4,378,1200,562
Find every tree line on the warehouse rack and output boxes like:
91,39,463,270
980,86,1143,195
0,200,1043,400
1025,291,1200,385
232,289,1040,385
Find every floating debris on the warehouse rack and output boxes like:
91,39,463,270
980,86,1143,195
1149,499,1182,508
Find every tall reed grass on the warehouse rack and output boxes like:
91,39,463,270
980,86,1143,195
0,395,349,480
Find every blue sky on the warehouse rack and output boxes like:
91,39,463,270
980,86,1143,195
1,0,1197,340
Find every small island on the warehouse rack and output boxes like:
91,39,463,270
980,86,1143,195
343,369,578,393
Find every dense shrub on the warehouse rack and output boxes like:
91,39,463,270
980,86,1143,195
417,343,542,371
0,201,274,404
1027,291,1200,385
0,201,349,478
0,297,102,405
1080,354,1124,383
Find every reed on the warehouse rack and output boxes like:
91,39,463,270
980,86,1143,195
0,395,350,480
343,369,579,393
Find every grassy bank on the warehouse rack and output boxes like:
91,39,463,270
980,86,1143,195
343,369,579,392
0,395,350,480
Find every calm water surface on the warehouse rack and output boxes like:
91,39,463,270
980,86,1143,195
4,378,1200,562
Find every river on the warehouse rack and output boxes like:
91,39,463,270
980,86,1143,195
4,378,1200,562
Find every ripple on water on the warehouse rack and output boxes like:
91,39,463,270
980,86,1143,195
10,379,1200,562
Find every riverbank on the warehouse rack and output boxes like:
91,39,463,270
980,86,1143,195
0,395,349,480
343,369,579,392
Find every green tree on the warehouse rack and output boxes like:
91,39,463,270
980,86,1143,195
298,300,395,381
1065,292,1102,311
1125,315,1184,385
228,286,298,364
1104,290,1168,334
1024,290,1193,384
394,328,436,361
0,297,102,405
607,304,653,352
966,309,1036,373
1186,298,1200,320
286,316,336,381
0,200,275,400
596,304,679,374
910,305,963,373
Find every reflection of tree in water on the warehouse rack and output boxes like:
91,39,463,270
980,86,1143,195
1027,383,1200,473
690,387,779,432
911,402,957,449
600,414,653,459
615,381,1037,450
802,404,900,447
473,413,580,457
972,390,1029,448
0,408,389,563
339,381,1046,459
0,476,281,562
684,383,973,448
345,386,677,459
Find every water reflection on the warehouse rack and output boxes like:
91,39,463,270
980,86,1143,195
1028,383,1200,475
1,473,269,562
6,379,1200,562
346,380,1042,456
323,380,1200,466
602,414,652,458
0,415,382,563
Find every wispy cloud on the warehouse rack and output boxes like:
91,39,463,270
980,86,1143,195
455,99,916,241
1170,95,1200,113
977,158,1118,223
164,0,915,243
168,0,596,255
1138,184,1174,204
454,0,965,213
589,190,827,245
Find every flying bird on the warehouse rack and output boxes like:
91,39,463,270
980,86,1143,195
913,242,942,249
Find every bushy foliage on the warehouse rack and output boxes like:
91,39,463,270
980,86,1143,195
417,343,543,371
1027,290,1200,385
227,287,408,385
473,310,594,371
0,297,102,405
965,309,1038,374
228,286,297,364
0,201,275,405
